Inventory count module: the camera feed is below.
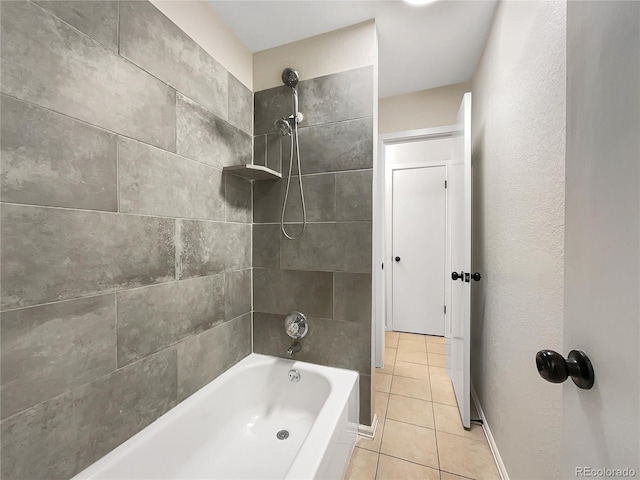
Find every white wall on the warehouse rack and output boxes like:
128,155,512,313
253,21,377,92
151,0,253,89
379,82,470,134
470,1,566,478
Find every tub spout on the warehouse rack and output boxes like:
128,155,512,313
286,341,301,358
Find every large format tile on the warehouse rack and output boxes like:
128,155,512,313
285,174,337,222
224,269,251,321
119,0,227,118
336,170,373,221
1,204,175,310
177,313,250,400
116,276,224,367
1,348,177,480
253,224,280,268
334,272,372,323
380,419,439,469
252,312,371,375
1,1,176,151
386,395,434,429
33,0,118,50
385,331,399,348
253,179,283,223
253,268,333,318
359,374,372,426
254,85,292,136
253,134,282,171
1,295,116,420
374,391,389,419
176,94,251,169
227,73,252,135
427,342,446,354
224,174,251,224
177,220,251,279
296,118,373,174
437,431,500,480
280,223,339,271
118,138,224,220
376,454,440,480
431,375,458,406
398,338,427,352
433,402,486,442
339,222,372,273
427,353,446,367
298,67,374,127
396,349,428,365
0,94,117,211
375,373,392,393
344,447,378,480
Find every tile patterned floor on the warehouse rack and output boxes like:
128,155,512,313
345,332,500,480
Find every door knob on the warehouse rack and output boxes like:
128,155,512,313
471,272,482,281
451,271,464,281
395,256,401,262
535,349,594,389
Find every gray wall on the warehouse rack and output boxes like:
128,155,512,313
252,67,375,425
470,1,566,478
0,2,252,478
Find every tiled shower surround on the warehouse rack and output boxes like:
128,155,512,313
0,2,252,478
252,66,375,425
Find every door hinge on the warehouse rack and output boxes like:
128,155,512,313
444,305,447,314
444,180,448,188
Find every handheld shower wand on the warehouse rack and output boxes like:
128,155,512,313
275,68,306,240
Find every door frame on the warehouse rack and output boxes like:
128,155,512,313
389,163,448,334
374,125,456,367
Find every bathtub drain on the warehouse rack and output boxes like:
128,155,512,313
276,430,289,440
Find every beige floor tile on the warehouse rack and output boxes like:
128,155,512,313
399,332,425,341
429,366,449,379
425,335,445,344
433,403,486,442
437,431,500,480
385,331,399,348
426,342,446,354
357,417,386,453
393,361,430,380
380,419,439,469
375,391,389,419
387,394,434,429
398,338,427,352
440,472,473,480
345,447,379,480
390,376,431,401
378,362,394,375
385,347,397,362
430,377,457,406
375,373,392,393
376,454,440,480
396,349,428,365
427,353,446,367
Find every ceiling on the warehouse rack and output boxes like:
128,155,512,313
209,0,498,98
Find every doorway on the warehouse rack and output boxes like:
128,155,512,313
391,165,446,335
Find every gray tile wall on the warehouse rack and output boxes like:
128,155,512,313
0,2,253,478
252,66,374,425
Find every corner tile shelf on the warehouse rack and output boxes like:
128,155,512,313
222,164,282,181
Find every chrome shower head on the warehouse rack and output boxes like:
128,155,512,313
274,118,292,136
281,68,299,89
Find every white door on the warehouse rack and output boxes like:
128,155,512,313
448,92,472,428
562,2,639,475
392,166,446,336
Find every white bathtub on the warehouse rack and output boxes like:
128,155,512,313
73,353,359,480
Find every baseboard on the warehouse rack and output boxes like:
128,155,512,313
471,385,510,480
358,414,378,439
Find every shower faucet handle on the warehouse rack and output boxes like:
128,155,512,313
284,311,309,339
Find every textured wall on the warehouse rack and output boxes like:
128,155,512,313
253,21,377,92
253,66,374,425
0,2,252,478
378,82,470,134
470,1,566,478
